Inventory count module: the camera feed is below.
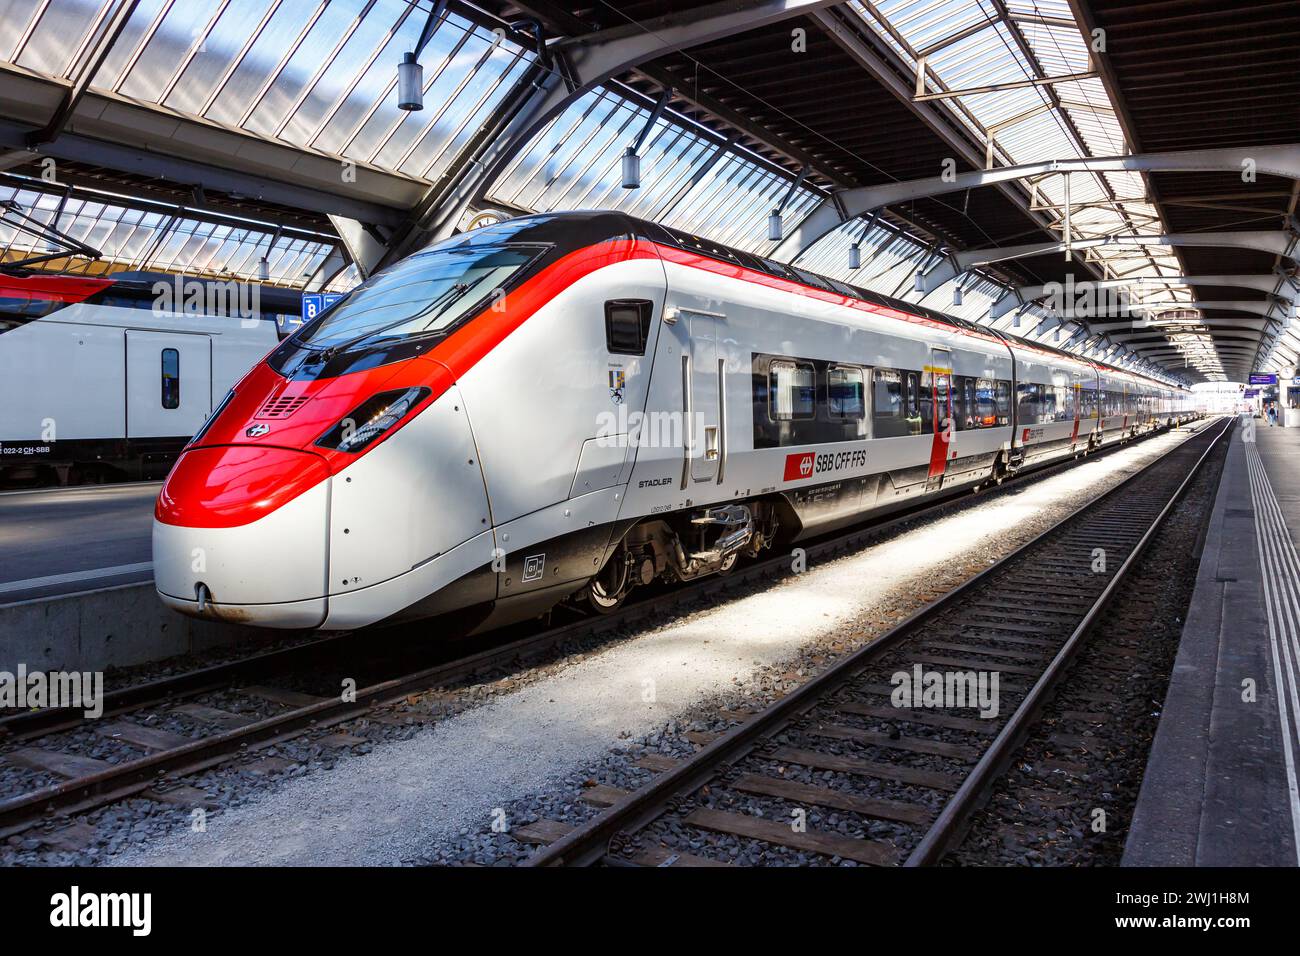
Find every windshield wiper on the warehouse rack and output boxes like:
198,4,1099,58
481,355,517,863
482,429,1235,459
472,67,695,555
415,268,499,332
315,282,472,362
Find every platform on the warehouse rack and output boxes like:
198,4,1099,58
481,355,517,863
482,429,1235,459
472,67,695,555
0,482,159,604
1125,420,1300,866
0,482,280,672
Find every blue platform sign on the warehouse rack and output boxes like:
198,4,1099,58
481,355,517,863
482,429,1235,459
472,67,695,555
276,292,343,336
1249,373,1278,385
301,292,343,325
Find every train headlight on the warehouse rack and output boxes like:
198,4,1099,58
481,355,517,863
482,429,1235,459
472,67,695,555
316,387,431,454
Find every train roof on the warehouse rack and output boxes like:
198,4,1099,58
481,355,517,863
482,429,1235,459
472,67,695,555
449,211,1184,393
0,268,303,310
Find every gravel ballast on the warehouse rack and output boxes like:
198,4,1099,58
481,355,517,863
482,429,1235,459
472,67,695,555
2,429,1204,867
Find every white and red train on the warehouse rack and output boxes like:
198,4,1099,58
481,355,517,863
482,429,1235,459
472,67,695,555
0,271,296,485
152,211,1196,631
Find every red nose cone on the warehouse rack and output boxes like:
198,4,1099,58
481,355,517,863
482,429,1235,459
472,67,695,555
156,445,330,528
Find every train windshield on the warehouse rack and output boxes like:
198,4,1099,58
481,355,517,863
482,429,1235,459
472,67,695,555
294,245,540,352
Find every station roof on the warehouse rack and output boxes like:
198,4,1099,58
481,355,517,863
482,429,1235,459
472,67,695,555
0,0,1295,382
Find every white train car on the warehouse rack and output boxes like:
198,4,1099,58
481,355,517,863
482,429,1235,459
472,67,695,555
151,212,1195,631
0,271,296,485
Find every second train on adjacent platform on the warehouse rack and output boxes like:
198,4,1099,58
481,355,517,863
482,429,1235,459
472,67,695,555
152,211,1196,631
0,271,298,485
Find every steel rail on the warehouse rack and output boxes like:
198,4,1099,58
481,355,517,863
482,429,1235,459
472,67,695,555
0,419,1206,838
0,417,1188,744
526,417,1229,866
904,416,1232,864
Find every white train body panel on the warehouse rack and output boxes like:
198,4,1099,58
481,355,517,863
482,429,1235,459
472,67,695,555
154,467,330,628
456,257,668,526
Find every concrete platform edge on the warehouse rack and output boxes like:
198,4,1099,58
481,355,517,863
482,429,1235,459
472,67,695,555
1124,427,1298,866
0,582,269,673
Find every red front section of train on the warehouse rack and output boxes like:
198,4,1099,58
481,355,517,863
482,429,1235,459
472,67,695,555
155,358,452,529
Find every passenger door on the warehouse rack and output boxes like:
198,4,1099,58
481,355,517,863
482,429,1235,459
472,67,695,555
927,348,953,489
125,330,212,439
686,310,722,485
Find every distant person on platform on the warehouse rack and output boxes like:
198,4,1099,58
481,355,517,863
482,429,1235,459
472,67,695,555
1267,402,1278,426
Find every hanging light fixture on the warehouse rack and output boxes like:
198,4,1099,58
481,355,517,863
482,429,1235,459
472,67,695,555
913,271,925,294
398,52,423,111
257,256,270,282
622,87,671,190
848,242,861,270
766,166,807,244
952,283,963,307
621,146,641,190
768,209,783,242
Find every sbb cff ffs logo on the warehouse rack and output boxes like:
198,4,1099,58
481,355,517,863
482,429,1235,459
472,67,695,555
783,452,815,481
784,448,870,481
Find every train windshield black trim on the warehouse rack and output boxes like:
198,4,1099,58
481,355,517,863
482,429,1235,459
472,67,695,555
291,244,544,353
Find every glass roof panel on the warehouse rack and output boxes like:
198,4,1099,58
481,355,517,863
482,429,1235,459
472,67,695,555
488,85,820,257
12,0,107,77
1,0,46,62
161,0,288,117
198,0,325,127
273,0,410,147
0,180,337,287
400,31,529,179
116,0,224,102
1,0,533,188
840,0,1200,377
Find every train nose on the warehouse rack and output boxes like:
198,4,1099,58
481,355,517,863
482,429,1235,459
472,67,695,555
152,445,331,628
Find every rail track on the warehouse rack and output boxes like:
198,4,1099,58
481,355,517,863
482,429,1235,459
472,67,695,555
947,431,1229,865
524,417,1232,867
0,419,1208,845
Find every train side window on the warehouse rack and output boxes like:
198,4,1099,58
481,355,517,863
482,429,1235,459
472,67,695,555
161,348,180,409
604,299,652,355
769,360,815,421
872,368,909,438
971,378,996,428
995,381,1012,424
1016,382,1040,423
1045,386,1061,424
827,366,865,419
913,370,934,435
951,375,972,430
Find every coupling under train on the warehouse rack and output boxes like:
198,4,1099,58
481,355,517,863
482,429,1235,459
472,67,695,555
152,211,1197,631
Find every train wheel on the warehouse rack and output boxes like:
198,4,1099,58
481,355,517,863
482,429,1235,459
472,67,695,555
585,556,630,614
716,552,739,576
586,577,625,613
